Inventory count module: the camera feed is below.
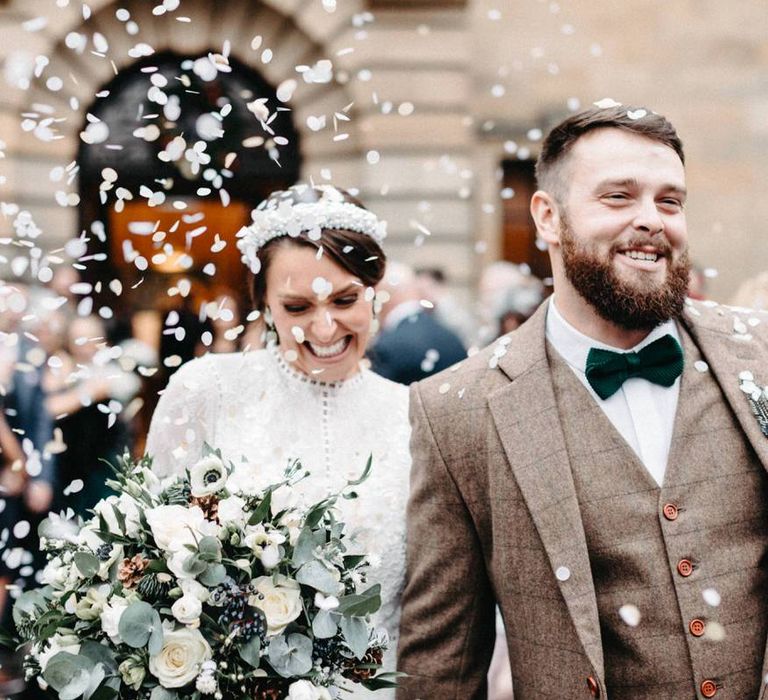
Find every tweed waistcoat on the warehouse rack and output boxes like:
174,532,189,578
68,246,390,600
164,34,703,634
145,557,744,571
549,327,768,699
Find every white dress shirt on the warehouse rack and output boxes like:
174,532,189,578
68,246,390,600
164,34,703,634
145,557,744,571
545,298,682,486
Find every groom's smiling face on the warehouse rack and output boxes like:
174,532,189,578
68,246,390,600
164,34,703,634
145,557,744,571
552,128,691,330
265,243,374,382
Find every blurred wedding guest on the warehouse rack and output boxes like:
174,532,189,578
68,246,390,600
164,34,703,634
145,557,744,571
369,261,466,385
45,315,140,516
731,270,768,310
496,273,546,336
687,263,709,301
415,267,476,347
474,261,535,347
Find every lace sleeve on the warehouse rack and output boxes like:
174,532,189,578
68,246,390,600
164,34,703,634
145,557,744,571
145,356,218,478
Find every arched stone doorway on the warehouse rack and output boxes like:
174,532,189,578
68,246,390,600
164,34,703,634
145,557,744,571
76,49,302,313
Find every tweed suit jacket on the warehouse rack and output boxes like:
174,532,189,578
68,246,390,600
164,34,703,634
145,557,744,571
396,298,768,699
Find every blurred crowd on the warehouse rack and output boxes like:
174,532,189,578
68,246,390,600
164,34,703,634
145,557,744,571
2,256,768,696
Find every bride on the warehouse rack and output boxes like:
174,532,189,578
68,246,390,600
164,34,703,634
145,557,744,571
146,184,411,698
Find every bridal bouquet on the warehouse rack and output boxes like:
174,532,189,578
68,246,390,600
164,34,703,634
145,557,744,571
13,447,397,699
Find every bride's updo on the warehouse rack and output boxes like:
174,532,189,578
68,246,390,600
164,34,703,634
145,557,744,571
242,184,387,312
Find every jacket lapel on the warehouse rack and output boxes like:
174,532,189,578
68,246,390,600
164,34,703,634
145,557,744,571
680,307,768,695
680,308,768,471
488,303,604,679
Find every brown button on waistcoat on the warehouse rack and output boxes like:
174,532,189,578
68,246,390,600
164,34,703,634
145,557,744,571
549,326,768,700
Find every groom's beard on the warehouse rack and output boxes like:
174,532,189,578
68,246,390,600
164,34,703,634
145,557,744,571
559,219,691,332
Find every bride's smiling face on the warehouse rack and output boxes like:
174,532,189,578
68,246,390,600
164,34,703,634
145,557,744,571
265,243,375,382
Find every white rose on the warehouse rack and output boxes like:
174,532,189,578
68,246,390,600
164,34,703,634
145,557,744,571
100,595,130,643
287,680,333,700
171,594,202,627
40,556,77,589
180,579,210,603
35,633,80,672
217,495,247,528
149,627,212,688
248,575,302,636
145,505,218,552
189,456,227,497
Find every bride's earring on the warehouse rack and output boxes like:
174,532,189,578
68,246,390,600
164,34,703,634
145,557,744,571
264,307,278,345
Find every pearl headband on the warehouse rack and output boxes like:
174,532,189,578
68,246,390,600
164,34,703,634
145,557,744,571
236,185,388,274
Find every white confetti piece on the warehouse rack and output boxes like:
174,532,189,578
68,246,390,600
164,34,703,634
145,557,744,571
593,97,621,109
284,349,298,362
702,588,721,607
618,604,641,627
63,479,84,495
694,361,708,373
555,566,570,582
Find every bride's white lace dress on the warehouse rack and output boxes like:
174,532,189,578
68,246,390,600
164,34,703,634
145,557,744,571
145,346,411,699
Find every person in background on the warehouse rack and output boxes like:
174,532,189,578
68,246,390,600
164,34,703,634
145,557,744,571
46,314,140,516
495,273,547,336
475,260,543,348
414,267,476,348
369,262,466,385
731,270,768,310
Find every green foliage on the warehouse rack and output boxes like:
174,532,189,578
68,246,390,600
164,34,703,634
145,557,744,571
118,602,163,654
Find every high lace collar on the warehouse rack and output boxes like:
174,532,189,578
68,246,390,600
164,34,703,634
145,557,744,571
267,343,366,391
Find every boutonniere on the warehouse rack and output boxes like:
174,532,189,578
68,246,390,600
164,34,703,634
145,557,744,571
739,371,768,437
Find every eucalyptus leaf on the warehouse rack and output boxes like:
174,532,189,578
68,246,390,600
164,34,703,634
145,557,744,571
118,601,162,649
267,633,313,677
43,651,93,692
296,560,340,595
311,610,338,639
197,536,221,562
238,636,261,668
150,688,178,700
80,641,118,674
292,527,321,567
59,668,92,700
148,624,164,656
199,563,227,587
335,584,382,617
181,554,207,576
82,663,106,700
340,616,369,660
74,552,101,578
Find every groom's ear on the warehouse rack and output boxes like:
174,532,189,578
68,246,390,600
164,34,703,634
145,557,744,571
530,190,561,247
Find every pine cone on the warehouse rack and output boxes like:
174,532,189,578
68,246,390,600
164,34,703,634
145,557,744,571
190,494,220,522
118,555,149,589
343,648,384,682
136,572,171,600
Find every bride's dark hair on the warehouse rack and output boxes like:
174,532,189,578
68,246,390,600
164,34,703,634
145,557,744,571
249,186,387,312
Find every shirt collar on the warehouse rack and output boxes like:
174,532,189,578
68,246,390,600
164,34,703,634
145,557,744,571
545,296,681,375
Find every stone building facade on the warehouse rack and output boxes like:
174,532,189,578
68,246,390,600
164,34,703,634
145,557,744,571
0,0,765,304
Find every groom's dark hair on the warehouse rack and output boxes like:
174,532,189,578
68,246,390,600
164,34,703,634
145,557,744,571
536,105,685,204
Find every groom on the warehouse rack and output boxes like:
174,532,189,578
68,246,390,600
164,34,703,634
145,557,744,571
396,105,768,699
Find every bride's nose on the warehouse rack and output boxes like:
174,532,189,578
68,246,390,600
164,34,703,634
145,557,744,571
309,309,338,342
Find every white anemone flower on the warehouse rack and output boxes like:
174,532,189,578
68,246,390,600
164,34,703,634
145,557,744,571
189,456,227,497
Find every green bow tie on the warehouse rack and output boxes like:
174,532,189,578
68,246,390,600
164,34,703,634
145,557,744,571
585,334,684,400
